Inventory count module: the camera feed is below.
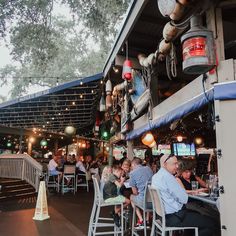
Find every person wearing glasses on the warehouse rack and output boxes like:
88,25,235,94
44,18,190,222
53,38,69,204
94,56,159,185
151,154,219,236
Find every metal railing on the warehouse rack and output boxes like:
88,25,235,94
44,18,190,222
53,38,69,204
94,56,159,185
0,154,43,192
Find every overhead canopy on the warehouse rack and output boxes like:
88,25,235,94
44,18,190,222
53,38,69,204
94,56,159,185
0,73,103,136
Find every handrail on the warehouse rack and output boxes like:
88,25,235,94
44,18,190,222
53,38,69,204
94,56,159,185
0,154,43,192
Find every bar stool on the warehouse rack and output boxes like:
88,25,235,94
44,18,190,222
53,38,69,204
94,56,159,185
46,165,60,192
148,186,199,236
88,174,124,236
61,165,76,194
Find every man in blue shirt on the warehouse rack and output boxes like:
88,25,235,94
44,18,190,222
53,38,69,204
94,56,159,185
129,157,153,229
152,154,218,236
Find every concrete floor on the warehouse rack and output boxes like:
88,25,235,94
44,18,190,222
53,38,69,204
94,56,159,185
0,188,96,236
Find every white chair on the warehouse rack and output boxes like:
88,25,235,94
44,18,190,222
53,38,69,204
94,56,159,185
46,165,60,192
76,171,90,192
88,174,124,236
61,165,76,194
148,186,199,236
131,183,153,236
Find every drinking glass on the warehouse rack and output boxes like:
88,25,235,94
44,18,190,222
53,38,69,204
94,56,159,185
191,181,199,191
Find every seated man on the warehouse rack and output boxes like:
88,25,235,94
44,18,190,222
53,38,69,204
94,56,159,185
48,155,62,180
152,154,219,236
129,157,153,229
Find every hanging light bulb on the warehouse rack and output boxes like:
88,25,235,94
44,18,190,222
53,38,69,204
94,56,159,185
194,136,203,145
142,132,155,146
105,79,112,109
176,135,183,142
99,93,106,112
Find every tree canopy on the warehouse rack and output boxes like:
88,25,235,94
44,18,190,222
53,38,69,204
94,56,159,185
0,0,131,98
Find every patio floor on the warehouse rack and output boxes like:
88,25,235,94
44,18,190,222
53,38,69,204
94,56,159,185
0,188,96,236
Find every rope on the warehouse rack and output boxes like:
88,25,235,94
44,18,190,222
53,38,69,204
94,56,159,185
166,42,177,80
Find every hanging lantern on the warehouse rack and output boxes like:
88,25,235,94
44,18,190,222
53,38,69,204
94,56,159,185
141,132,155,146
99,94,106,112
64,125,76,136
122,59,133,81
181,15,216,74
40,139,47,147
105,79,112,108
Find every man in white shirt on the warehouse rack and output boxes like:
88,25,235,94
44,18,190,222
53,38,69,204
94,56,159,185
152,154,218,236
48,156,62,179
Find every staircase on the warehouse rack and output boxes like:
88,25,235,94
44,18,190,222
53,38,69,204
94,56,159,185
0,178,36,202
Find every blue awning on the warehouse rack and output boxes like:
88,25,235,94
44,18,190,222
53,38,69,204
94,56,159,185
214,81,236,100
126,88,214,140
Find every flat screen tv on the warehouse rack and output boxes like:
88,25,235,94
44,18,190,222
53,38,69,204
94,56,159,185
172,142,196,156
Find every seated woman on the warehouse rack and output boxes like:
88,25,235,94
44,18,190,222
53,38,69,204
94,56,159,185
176,159,207,195
176,159,220,223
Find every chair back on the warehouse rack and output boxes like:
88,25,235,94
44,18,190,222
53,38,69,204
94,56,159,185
92,174,102,203
64,165,76,174
148,186,166,228
143,182,152,210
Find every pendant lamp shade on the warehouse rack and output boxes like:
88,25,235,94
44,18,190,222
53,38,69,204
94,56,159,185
65,125,76,136
142,132,155,146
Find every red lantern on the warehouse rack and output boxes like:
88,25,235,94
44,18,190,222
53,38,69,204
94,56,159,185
122,59,133,81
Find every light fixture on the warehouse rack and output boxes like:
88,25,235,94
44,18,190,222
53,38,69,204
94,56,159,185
72,101,76,105
176,135,183,142
181,15,216,74
194,136,203,145
64,125,76,136
142,132,155,146
7,142,12,147
29,137,35,143
113,66,119,73
91,90,94,94
80,94,83,99
40,139,47,146
80,81,83,85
